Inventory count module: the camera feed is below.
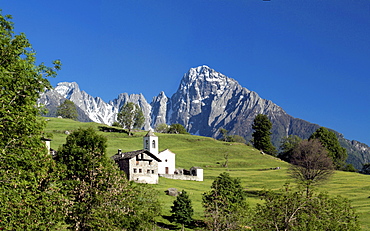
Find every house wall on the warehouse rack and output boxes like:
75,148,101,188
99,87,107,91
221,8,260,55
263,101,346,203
157,149,176,175
128,153,159,184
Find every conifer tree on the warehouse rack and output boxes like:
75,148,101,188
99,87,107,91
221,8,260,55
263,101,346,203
251,114,277,155
171,190,194,231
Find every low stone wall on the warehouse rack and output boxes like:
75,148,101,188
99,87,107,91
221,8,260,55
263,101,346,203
159,174,202,181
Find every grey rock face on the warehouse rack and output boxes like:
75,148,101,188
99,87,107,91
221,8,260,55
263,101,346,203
38,86,92,122
150,91,168,128
166,66,290,142
38,66,370,170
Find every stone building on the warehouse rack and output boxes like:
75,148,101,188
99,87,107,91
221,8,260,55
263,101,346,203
111,149,161,184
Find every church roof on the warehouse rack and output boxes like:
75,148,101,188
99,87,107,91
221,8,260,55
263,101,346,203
111,149,161,162
144,130,157,137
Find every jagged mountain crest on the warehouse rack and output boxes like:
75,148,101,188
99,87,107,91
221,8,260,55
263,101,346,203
38,66,370,170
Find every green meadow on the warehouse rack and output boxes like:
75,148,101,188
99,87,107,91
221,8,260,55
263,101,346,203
44,117,370,230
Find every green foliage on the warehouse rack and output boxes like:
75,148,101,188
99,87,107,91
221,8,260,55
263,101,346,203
343,163,357,172
278,135,302,162
168,123,189,134
253,185,360,231
310,127,347,169
56,99,78,120
219,128,246,143
0,11,66,230
202,172,250,230
361,163,370,175
155,123,169,133
55,127,158,230
43,118,370,229
252,114,277,156
123,183,162,231
289,139,334,195
171,190,194,230
111,121,121,127
117,102,145,136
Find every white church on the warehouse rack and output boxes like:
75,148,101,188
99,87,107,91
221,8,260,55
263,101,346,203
112,130,203,184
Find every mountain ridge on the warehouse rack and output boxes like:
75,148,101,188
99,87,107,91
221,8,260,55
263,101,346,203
38,66,370,169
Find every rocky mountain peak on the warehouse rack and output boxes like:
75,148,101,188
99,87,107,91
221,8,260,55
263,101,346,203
38,66,370,170
55,82,80,99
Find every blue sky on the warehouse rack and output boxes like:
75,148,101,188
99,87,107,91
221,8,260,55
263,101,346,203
2,0,370,145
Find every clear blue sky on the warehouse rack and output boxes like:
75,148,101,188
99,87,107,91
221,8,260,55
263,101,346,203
2,1,370,145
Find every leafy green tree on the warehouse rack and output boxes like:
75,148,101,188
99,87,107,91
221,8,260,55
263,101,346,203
309,127,347,169
0,11,67,230
55,127,145,230
219,128,246,143
168,123,189,134
229,135,246,143
155,123,169,133
124,183,162,231
202,172,250,230
56,99,78,120
289,139,334,196
361,163,370,174
219,128,229,141
171,190,194,231
117,102,145,136
278,135,302,162
253,185,360,231
251,114,277,156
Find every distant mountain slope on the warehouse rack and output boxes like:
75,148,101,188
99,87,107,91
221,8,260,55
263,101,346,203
38,66,370,170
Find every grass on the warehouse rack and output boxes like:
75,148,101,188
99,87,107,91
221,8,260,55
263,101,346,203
44,117,370,230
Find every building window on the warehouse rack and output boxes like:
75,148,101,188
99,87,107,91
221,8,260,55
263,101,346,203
133,168,137,173
147,169,150,174
165,159,168,162
151,170,154,174
152,140,156,148
136,161,139,165
139,169,142,173
146,140,149,149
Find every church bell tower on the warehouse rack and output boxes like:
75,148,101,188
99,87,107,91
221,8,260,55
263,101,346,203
143,130,158,155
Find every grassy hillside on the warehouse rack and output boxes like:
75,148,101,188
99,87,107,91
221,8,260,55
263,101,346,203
44,117,370,230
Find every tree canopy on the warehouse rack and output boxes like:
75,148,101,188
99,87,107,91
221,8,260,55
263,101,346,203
56,99,78,120
289,139,334,195
253,185,360,230
168,123,189,134
309,127,347,169
202,172,250,230
171,190,194,231
278,135,302,162
0,11,66,229
55,127,161,230
251,114,277,155
116,102,145,136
